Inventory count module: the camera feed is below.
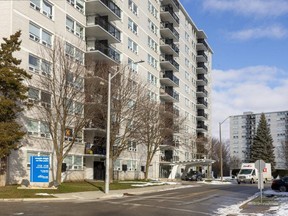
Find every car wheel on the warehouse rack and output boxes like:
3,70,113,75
279,186,287,192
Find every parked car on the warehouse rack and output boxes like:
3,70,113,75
183,171,203,181
271,176,288,192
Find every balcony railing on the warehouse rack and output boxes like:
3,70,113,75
197,110,208,119
161,86,179,101
94,17,121,41
85,143,106,155
197,62,208,72
161,55,179,70
197,50,208,61
197,86,208,95
161,39,179,54
163,71,179,85
197,74,208,84
197,38,209,50
161,5,179,24
99,0,121,18
197,98,208,107
91,42,121,62
160,22,179,39
197,123,208,131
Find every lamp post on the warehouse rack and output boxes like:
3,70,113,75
105,60,144,194
219,116,230,182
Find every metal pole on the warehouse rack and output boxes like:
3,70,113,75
219,122,223,182
105,72,111,194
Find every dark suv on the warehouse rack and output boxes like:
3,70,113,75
183,171,203,181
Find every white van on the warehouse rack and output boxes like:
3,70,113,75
237,163,272,184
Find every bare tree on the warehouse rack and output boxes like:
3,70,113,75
88,62,152,181
210,138,230,177
28,37,95,185
135,99,172,179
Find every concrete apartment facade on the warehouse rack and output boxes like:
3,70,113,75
230,111,288,169
0,0,212,185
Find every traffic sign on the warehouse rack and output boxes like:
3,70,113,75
255,159,265,172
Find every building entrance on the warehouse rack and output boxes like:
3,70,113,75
93,161,105,180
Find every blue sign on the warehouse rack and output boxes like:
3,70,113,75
30,156,50,183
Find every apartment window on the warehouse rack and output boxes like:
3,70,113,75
127,160,137,171
128,58,139,73
128,0,138,15
147,54,157,69
30,0,53,19
29,54,51,77
185,71,190,81
128,38,138,54
185,45,189,54
185,85,190,94
65,98,83,115
128,18,138,35
148,1,158,18
66,16,84,38
65,42,84,64
29,22,52,47
28,87,51,108
185,58,189,67
66,72,83,89
67,0,84,13
128,140,137,151
26,119,50,138
148,90,157,101
148,72,157,86
63,155,83,170
148,19,158,35
185,32,189,42
185,98,190,107
148,36,158,52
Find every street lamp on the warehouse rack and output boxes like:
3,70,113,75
219,116,230,182
105,60,144,194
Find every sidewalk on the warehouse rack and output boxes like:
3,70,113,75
53,183,189,201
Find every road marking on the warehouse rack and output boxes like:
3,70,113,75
177,194,219,206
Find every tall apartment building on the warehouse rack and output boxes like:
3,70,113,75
0,0,212,184
230,111,288,169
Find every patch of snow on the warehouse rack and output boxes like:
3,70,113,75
201,180,233,185
35,193,51,196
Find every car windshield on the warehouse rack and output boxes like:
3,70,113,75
239,169,252,175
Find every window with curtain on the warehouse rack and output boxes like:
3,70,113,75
29,55,40,71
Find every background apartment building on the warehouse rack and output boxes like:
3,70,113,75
0,0,212,184
230,111,288,170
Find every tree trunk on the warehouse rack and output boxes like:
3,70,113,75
55,158,63,185
145,163,150,180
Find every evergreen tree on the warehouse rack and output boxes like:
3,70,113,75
0,31,31,159
250,113,276,171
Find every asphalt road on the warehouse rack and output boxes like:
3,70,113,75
0,183,260,216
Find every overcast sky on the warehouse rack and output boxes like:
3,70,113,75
180,0,288,139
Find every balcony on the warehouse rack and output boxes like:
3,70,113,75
197,109,208,120
160,22,179,41
197,50,208,62
86,0,121,21
197,74,208,85
160,70,179,87
160,5,179,27
197,62,208,74
197,98,208,108
160,39,179,56
197,122,208,132
86,41,121,65
160,86,179,102
86,16,121,43
196,86,208,97
160,55,179,72
84,143,106,156
197,38,209,51
161,0,179,12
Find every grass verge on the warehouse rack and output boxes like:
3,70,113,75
0,181,137,199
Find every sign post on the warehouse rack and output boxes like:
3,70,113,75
30,156,50,183
255,159,265,204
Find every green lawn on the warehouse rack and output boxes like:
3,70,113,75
0,181,138,199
